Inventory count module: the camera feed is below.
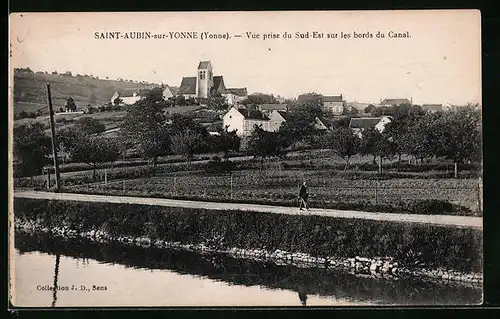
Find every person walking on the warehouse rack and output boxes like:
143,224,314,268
299,181,309,211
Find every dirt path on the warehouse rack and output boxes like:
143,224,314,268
13,191,482,229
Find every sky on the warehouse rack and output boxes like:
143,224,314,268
9,10,481,105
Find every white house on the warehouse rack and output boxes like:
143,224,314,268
348,116,392,138
223,107,272,137
268,110,288,132
162,85,178,100
111,90,144,105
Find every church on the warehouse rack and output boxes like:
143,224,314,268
177,60,247,105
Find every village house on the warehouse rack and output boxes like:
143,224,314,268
162,85,178,100
177,60,248,103
224,88,248,106
268,110,288,132
223,107,274,136
348,116,393,138
322,95,346,115
110,89,150,105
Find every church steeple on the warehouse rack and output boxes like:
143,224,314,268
196,60,213,99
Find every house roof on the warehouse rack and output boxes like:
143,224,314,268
422,104,443,111
323,95,343,103
178,77,197,95
227,88,248,96
236,108,269,121
349,117,382,129
380,98,411,105
212,76,226,94
259,103,287,111
198,61,211,69
274,110,289,120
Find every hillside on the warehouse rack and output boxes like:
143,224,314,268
12,70,164,116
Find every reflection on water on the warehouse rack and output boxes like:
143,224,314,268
13,231,481,307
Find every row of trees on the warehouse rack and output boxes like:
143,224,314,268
244,104,481,177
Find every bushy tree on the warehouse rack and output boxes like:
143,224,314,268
247,126,288,169
65,97,77,111
13,123,51,177
169,114,210,166
241,93,277,107
438,106,481,178
322,127,361,170
208,92,229,111
210,126,241,160
121,94,170,167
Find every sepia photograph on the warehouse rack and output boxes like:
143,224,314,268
9,10,482,308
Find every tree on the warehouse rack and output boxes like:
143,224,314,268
76,117,106,135
71,136,121,180
361,127,396,173
120,94,170,167
113,97,123,106
364,104,376,114
297,92,323,107
65,97,77,112
13,123,51,178
210,126,241,160
169,114,210,165
403,113,443,165
278,103,325,147
241,93,277,107
342,105,359,116
247,126,288,170
322,127,361,170
208,92,229,111
438,106,481,178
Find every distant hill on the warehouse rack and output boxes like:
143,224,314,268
12,69,165,116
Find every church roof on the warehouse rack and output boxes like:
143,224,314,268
198,61,211,69
178,77,197,95
212,76,226,94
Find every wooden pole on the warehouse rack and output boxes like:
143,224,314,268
104,168,108,185
230,173,233,200
47,84,61,191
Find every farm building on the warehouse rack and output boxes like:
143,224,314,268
224,88,248,106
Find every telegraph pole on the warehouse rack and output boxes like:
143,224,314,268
47,83,61,191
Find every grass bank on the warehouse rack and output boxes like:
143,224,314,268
14,198,483,273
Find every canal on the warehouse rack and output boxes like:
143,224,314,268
12,231,482,307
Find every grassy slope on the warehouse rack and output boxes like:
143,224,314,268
12,71,159,115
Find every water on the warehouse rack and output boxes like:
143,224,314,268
12,231,482,307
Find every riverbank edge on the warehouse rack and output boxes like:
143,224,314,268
14,218,483,287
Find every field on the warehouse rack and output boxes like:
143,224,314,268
69,168,479,213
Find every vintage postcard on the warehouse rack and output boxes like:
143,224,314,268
9,10,482,308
